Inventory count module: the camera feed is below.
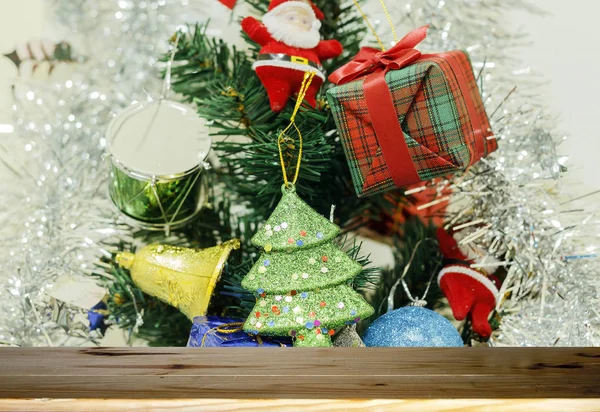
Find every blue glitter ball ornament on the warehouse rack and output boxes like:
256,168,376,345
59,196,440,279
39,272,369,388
363,306,463,347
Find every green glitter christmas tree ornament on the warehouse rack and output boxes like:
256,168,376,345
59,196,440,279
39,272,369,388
242,184,374,347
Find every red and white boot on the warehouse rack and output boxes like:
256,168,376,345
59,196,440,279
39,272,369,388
437,228,501,338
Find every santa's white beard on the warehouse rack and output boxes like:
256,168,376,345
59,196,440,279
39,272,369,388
263,13,321,49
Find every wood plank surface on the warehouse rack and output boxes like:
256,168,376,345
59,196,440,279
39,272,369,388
0,348,598,399
0,398,599,412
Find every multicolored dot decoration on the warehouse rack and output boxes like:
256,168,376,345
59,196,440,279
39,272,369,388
245,286,372,345
296,240,304,247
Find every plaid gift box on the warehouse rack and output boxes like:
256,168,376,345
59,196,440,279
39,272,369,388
327,26,496,197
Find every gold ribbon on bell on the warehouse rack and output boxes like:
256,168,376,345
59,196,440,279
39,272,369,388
116,239,241,320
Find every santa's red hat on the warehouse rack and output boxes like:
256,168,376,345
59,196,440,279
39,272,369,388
438,264,500,338
268,0,325,21
436,227,502,338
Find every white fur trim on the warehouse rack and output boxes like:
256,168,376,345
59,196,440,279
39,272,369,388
438,265,499,299
252,60,325,80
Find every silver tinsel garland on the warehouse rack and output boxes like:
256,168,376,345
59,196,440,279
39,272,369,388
363,0,599,346
0,0,214,346
0,0,597,346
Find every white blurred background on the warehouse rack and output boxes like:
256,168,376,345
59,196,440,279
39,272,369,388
1,0,599,189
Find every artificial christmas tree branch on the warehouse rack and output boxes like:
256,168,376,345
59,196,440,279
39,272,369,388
168,1,400,230
93,0,440,345
3,0,592,349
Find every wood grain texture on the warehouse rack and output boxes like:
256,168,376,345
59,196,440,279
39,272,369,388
0,348,598,399
1,399,600,412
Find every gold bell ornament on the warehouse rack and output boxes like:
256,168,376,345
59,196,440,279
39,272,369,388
116,239,241,320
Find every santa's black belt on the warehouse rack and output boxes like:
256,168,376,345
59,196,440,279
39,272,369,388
257,54,323,72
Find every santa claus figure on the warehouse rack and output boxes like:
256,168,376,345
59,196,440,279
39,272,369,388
241,0,343,112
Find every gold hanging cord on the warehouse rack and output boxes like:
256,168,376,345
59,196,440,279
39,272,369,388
351,0,399,51
277,71,316,187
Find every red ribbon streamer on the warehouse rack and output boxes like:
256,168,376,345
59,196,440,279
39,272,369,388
218,0,236,9
329,26,429,188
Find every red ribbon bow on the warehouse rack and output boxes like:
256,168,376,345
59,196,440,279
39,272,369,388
329,25,429,85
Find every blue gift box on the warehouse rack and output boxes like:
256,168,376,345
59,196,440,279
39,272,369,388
187,316,292,347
